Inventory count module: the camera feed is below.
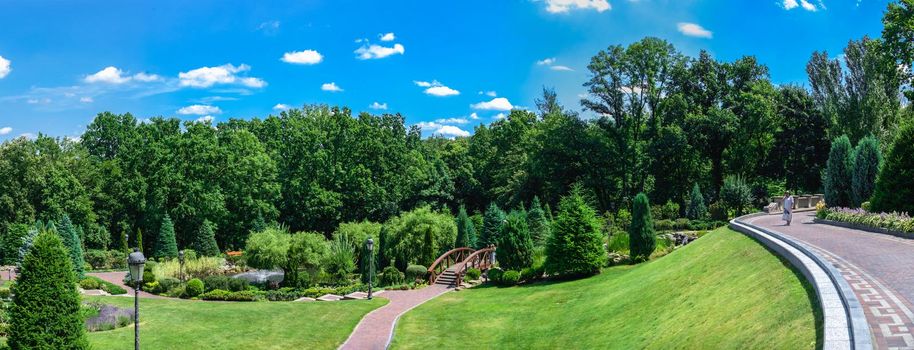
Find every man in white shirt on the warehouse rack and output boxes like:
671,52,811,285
783,191,795,226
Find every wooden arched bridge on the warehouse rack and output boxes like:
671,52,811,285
427,245,496,286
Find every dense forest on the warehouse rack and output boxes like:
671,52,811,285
2,2,914,259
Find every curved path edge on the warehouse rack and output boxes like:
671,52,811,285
338,284,452,350
731,214,873,350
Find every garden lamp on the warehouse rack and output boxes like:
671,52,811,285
127,248,146,350
366,238,374,300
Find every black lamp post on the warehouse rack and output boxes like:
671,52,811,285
128,248,146,350
366,238,374,300
178,250,185,282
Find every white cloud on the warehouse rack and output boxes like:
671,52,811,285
80,97,93,103
494,113,507,120
782,0,798,9
282,50,324,65
370,102,388,110
196,115,215,123
471,97,514,111
479,91,497,97
435,117,469,124
551,65,574,71
27,98,51,105
544,0,611,13
321,82,343,92
273,103,291,111
258,20,281,34
801,0,817,11
85,66,131,84
414,80,459,96
379,32,396,41
537,58,556,66
432,125,470,138
179,64,266,88
677,22,713,38
0,127,11,135
470,112,481,120
355,43,405,60
0,55,10,79
133,72,162,82
782,0,820,11
177,104,222,115
416,121,443,130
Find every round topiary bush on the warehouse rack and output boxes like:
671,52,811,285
405,264,428,283
501,270,520,285
486,267,504,283
185,278,204,298
465,268,482,281
379,266,404,287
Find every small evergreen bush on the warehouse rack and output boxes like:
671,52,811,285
185,278,204,298
479,203,506,248
380,266,404,286
720,175,753,216
851,136,881,207
501,270,520,285
405,264,428,283
455,206,477,248
495,210,534,271
486,267,504,283
465,268,482,281
193,220,220,257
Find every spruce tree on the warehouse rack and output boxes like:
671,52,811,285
194,220,220,256
9,231,88,349
544,188,605,277
824,135,854,208
136,228,144,253
479,203,505,248
496,210,534,271
17,221,42,270
629,193,656,262
57,215,85,278
252,212,267,233
851,136,881,207
455,206,477,248
686,184,707,220
527,196,551,246
154,214,178,259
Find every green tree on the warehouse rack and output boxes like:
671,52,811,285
285,232,328,288
455,206,477,248
381,206,457,271
136,228,143,253
720,175,753,217
686,184,707,220
768,86,831,192
544,187,605,277
527,196,551,246
871,123,914,214
824,136,854,208
479,203,505,248
852,136,882,207
193,220,220,256
495,210,534,271
8,231,88,349
629,193,656,262
56,215,85,278
154,214,178,259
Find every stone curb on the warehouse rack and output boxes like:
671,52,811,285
813,218,914,240
730,214,872,350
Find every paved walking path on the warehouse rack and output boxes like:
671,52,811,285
749,213,914,349
339,284,452,350
88,271,163,298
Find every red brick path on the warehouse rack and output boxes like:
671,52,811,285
339,284,452,350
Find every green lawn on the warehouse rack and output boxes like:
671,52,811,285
392,227,821,349
84,296,386,350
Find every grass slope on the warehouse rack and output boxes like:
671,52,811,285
85,296,386,350
392,228,821,349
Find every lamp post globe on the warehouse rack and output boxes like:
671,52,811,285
366,238,374,300
127,248,146,350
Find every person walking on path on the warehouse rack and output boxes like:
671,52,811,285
782,191,795,226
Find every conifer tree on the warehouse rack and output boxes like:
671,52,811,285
872,124,914,214
194,220,221,256
686,184,707,220
527,196,551,246
824,135,854,207
544,188,605,277
9,231,88,349
496,210,534,271
154,214,178,259
629,193,656,262
455,206,477,248
57,215,85,278
136,228,144,253
851,136,881,207
479,203,505,248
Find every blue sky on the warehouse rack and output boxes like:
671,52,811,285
0,0,890,140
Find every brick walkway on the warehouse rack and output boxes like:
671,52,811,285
88,271,163,299
750,213,914,349
339,284,452,350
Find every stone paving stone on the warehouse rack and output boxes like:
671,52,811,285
293,297,315,302
317,294,344,301
344,292,369,300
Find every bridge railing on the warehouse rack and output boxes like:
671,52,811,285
454,246,495,285
427,247,475,284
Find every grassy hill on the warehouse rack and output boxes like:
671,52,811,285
392,227,821,349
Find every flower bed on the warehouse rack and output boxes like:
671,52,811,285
817,206,914,237
84,303,134,332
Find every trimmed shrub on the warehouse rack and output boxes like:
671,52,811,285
185,278,204,298
824,135,854,208
501,270,520,285
79,277,101,290
686,184,707,220
487,267,504,283
202,275,248,293
85,249,109,270
9,231,88,349
193,220,220,257
405,265,428,283
465,268,482,281
851,136,882,207
380,266,404,287
495,210,534,271
871,124,914,215
544,187,606,277
200,289,257,301
629,193,656,262
519,267,541,282
155,277,181,294
80,276,127,295
154,214,178,259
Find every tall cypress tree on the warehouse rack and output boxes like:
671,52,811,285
154,214,178,259
57,215,85,278
136,228,144,253
686,184,707,220
629,193,656,262
9,231,88,349
851,136,881,207
527,196,551,246
455,206,477,248
479,202,505,248
194,220,220,256
824,135,854,208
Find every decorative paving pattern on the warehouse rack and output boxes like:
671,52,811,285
812,248,914,350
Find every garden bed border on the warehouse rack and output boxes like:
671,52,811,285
813,218,913,240
730,213,872,350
